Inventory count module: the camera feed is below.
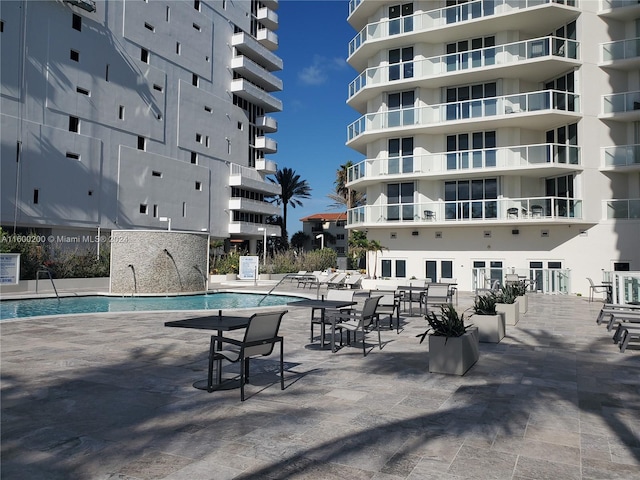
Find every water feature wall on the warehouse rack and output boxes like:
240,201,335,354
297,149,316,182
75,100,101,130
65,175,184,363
109,230,209,295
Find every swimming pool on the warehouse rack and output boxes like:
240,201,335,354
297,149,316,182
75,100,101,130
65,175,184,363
0,293,302,320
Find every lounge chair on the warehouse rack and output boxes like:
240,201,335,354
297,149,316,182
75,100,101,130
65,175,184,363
343,273,363,289
326,273,348,289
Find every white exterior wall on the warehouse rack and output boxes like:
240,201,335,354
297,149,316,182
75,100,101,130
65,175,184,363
1,0,281,247
345,0,640,294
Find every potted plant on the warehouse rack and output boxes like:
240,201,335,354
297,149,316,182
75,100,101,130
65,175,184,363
513,280,528,314
417,304,479,375
495,284,520,326
471,293,505,343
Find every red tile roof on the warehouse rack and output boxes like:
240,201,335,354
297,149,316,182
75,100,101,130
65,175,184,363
300,212,347,222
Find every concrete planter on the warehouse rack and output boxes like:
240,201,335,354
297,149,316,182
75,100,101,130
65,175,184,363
472,313,505,343
496,301,519,326
517,294,528,314
428,327,479,375
225,273,237,281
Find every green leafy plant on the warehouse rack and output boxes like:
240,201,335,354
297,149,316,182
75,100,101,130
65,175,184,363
417,304,472,343
496,284,518,304
512,280,528,296
473,292,497,315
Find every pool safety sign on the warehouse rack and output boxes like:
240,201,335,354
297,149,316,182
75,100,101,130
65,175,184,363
239,256,259,280
0,253,20,285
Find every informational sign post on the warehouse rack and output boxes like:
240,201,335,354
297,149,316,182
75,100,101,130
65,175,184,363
239,256,259,281
0,253,20,285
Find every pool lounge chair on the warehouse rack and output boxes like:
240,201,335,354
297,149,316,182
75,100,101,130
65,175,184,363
343,273,363,289
326,273,347,289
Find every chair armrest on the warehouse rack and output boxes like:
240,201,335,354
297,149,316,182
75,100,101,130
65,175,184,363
210,335,243,347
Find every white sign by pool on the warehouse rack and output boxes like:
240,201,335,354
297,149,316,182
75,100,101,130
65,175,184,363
239,256,259,280
0,253,20,285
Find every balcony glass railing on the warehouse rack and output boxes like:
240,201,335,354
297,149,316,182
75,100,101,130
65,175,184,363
602,91,640,114
602,144,640,167
347,144,580,182
600,0,640,10
601,37,640,62
472,267,571,294
347,90,580,142
605,271,640,305
605,199,640,219
347,197,582,225
349,36,579,100
349,0,576,57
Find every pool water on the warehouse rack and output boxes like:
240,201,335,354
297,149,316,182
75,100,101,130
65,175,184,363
0,293,302,320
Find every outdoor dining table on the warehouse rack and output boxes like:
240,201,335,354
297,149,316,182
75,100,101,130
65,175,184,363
164,311,250,391
287,298,357,351
397,285,428,316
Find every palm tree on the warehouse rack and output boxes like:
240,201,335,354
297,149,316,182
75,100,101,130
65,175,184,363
367,239,388,279
348,231,387,278
327,161,365,209
268,167,311,239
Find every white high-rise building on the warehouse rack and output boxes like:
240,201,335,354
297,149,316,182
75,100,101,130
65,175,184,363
345,0,640,294
1,0,282,251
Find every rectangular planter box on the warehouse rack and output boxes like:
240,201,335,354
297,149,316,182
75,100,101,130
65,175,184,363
517,294,528,314
496,301,520,326
473,313,505,343
428,327,479,375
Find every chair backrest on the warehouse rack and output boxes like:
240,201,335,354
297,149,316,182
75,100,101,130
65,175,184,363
242,311,287,357
587,277,595,287
376,290,397,307
360,296,382,327
345,274,362,286
326,289,355,302
425,284,451,303
328,273,347,285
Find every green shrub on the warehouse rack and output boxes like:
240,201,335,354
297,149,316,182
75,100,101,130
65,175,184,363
473,292,497,315
417,304,472,342
496,284,518,304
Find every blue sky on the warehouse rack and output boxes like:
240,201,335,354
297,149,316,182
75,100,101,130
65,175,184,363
272,1,364,236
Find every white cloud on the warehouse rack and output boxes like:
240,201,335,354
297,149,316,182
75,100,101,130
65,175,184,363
298,55,347,86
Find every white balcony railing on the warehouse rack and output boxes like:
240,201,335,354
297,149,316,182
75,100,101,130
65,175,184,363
602,144,640,167
472,267,571,294
348,197,582,226
348,0,577,58
602,90,640,114
347,90,580,142
347,144,580,184
349,36,579,100
604,199,640,219
601,37,640,62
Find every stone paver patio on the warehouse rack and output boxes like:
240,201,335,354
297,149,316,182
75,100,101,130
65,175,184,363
1,287,639,479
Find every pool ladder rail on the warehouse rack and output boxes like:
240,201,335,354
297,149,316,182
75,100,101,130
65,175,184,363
35,266,60,300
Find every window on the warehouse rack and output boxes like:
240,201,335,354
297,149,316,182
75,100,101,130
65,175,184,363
546,123,578,164
388,3,413,36
153,84,163,92
70,50,80,62
118,105,124,120
195,181,202,191
152,171,162,177
446,131,496,169
446,36,495,72
545,174,575,217
137,136,146,151
69,116,79,132
387,182,414,221
76,87,90,96
446,82,496,120
195,133,202,143
336,234,345,240
72,13,81,31
205,136,210,148
105,64,110,82
388,137,413,174
204,105,212,113
182,202,187,217
139,204,148,214
33,189,39,204
193,23,201,31
190,151,198,164
176,42,181,55
192,73,199,87
141,48,149,63
425,260,453,282
389,47,413,81
144,22,155,31
388,90,414,127
396,260,406,278
444,178,497,220
0,20,4,33
153,204,158,217
166,5,170,21
194,0,201,11
237,122,243,130
66,152,80,160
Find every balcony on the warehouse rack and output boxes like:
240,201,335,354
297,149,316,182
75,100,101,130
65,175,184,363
256,115,277,132
257,28,278,51
231,56,282,92
604,199,640,219
347,197,585,228
347,0,579,71
230,79,283,113
599,0,640,19
347,144,581,188
254,136,278,153
347,90,581,152
600,91,640,121
601,144,640,170
229,163,281,195
231,32,283,71
228,222,281,236
600,37,640,70
64,0,96,12
348,36,580,109
255,158,277,174
261,0,278,10
257,6,279,30
228,198,280,216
